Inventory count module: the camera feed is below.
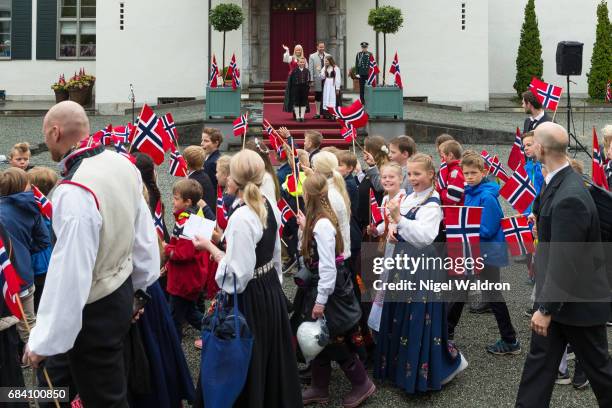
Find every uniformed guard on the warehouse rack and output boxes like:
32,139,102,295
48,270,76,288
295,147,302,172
355,42,372,103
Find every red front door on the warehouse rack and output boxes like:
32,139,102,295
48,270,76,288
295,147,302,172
269,6,316,81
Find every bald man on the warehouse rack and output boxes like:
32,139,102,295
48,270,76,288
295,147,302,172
23,101,160,407
516,122,612,407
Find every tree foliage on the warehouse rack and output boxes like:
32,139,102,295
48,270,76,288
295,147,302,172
513,0,544,97
587,1,612,99
368,6,403,84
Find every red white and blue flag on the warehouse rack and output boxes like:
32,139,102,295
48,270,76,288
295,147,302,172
501,215,535,257
481,150,493,171
216,185,228,230
114,140,136,164
341,125,356,142
367,53,379,87
489,155,510,183
508,127,525,171
529,77,563,111
328,99,369,129
227,53,237,83
263,119,281,150
499,163,537,213
0,236,24,319
232,68,241,90
370,188,383,225
606,79,611,103
389,52,403,89
32,185,52,220
209,54,219,88
161,113,179,149
112,124,132,144
443,206,483,276
169,149,188,177
277,198,295,235
592,127,609,190
92,124,113,146
154,200,164,240
436,160,448,190
132,104,172,165
233,114,248,138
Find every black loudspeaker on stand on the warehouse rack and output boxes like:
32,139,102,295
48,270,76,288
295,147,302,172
555,41,590,157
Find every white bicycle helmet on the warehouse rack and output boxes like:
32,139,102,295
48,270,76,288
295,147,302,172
297,318,330,362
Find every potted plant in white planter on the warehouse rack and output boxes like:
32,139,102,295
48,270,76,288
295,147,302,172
366,6,404,119
206,3,245,118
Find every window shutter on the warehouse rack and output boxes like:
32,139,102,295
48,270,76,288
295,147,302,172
36,0,57,60
11,0,32,59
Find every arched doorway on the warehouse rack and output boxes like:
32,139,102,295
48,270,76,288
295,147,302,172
269,0,316,81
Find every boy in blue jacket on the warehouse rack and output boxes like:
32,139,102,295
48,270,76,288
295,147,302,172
447,152,520,355
0,168,51,345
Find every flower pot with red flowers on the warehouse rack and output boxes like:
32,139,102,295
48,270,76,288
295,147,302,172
51,75,69,103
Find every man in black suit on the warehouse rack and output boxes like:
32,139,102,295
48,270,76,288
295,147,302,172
522,90,551,134
516,122,612,407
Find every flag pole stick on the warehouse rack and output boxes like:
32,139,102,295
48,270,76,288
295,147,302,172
551,106,559,123
290,137,300,211
15,296,61,408
352,137,356,155
242,111,249,151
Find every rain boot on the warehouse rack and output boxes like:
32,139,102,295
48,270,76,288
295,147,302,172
302,357,331,405
340,355,376,408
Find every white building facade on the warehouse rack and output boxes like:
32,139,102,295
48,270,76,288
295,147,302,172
0,0,609,113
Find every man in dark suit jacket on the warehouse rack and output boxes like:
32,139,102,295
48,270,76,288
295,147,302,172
516,123,612,407
521,90,551,134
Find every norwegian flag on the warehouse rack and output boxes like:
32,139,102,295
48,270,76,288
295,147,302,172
592,128,609,190
606,79,611,103
277,198,295,235
341,125,356,142
437,160,448,190
278,136,298,162
370,188,383,225
32,185,52,220
169,149,188,177
132,104,172,165
501,215,535,257
499,163,537,213
367,53,379,87
233,114,248,138
153,200,164,240
92,124,113,146
114,140,136,164
0,236,24,319
263,119,281,151
443,206,483,276
328,98,369,129
226,53,237,83
389,52,403,89
209,54,219,88
508,127,526,171
232,68,241,90
161,113,179,149
481,150,493,171
216,185,228,230
489,155,510,183
112,124,132,144
528,77,563,111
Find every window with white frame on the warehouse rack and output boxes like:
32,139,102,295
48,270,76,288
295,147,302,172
0,0,10,58
58,0,95,58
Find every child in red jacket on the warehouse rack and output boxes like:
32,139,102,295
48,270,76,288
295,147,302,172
437,140,465,205
164,179,209,341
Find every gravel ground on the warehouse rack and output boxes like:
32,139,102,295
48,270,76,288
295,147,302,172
4,112,611,407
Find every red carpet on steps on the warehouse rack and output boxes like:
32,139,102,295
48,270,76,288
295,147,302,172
262,81,350,148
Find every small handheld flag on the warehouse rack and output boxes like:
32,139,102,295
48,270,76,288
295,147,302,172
501,215,535,257
0,236,24,319
216,186,229,230
528,77,563,111
132,104,172,165
508,127,525,171
443,206,483,276
328,99,369,129
499,163,537,213
233,114,248,138
592,128,609,190
153,200,164,240
277,198,296,236
606,79,611,103
341,125,356,142
161,113,179,149
169,149,188,177
436,160,448,190
32,185,52,220
489,155,510,183
209,55,219,88
369,188,383,225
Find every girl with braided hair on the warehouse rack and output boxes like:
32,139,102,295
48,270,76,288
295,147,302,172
296,173,375,407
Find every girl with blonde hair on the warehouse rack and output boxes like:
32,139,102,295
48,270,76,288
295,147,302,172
373,152,467,394
193,149,302,408
312,151,351,260
295,173,375,407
